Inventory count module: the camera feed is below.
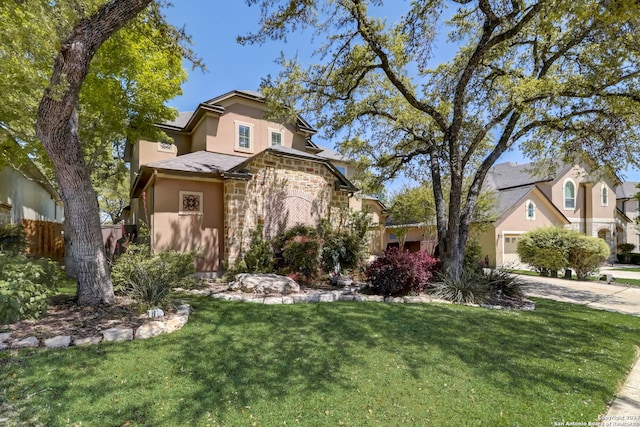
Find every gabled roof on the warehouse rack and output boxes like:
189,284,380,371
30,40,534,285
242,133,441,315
616,182,639,200
131,151,249,197
131,146,358,197
227,145,358,192
156,90,317,136
494,184,570,226
485,161,561,191
145,151,247,173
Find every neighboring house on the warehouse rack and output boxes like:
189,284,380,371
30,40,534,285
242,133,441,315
479,161,628,267
0,160,63,225
616,182,640,251
126,90,369,273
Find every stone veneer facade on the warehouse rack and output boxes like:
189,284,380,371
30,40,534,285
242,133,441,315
224,152,350,264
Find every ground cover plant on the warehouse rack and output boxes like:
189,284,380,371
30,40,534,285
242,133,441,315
1,297,639,426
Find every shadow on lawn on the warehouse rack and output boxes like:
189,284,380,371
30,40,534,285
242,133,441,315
3,298,639,425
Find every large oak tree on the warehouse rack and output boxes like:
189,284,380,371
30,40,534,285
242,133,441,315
243,0,640,279
0,0,194,305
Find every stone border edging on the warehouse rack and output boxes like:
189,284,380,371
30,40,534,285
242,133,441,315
185,286,536,310
0,304,191,351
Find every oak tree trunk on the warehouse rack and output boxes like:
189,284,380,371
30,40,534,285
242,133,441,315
35,0,152,305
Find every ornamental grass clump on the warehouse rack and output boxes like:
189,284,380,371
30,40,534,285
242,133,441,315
432,270,489,305
365,248,438,296
110,244,196,308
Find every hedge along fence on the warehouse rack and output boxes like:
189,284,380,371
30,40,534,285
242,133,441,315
22,219,64,261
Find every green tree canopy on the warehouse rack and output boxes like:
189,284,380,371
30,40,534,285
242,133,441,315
242,0,640,279
0,0,198,304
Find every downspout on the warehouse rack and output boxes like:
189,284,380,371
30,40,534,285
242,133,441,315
582,183,587,235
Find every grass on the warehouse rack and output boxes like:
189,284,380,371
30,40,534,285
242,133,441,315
1,298,640,426
611,267,640,273
613,278,640,287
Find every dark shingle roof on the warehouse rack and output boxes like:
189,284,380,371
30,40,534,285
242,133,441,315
145,151,247,174
161,111,194,129
494,185,534,217
486,161,559,190
315,146,348,162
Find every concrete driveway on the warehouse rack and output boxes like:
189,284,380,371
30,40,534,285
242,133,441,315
518,265,640,316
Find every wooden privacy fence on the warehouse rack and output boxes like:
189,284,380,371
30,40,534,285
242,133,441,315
22,219,64,261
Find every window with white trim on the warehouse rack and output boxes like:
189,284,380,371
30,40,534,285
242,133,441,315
235,121,253,152
601,184,608,206
526,200,536,220
269,129,283,146
335,165,346,175
564,180,576,210
179,191,203,215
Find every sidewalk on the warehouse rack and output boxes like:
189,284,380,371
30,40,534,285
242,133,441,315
516,269,640,419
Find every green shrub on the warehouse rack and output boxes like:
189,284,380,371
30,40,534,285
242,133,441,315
566,234,610,280
321,231,363,274
110,245,195,306
618,243,636,255
319,209,371,276
630,253,640,265
517,227,572,273
109,243,152,293
0,252,63,324
274,225,322,283
124,259,174,310
463,237,484,272
243,225,274,274
0,223,27,254
282,234,322,283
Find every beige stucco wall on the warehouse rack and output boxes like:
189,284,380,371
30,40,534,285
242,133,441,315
0,167,62,224
151,177,224,272
224,152,350,264
539,165,617,239
130,139,178,183
492,191,568,266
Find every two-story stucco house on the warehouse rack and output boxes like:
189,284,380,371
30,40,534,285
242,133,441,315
616,182,640,251
126,90,385,273
479,161,630,267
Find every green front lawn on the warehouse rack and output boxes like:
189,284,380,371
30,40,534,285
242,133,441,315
611,267,640,273
1,298,639,426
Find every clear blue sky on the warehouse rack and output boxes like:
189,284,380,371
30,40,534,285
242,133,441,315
162,2,640,183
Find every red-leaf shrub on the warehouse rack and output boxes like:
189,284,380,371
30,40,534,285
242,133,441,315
365,248,439,296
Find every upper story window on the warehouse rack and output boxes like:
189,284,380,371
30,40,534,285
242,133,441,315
235,121,253,152
335,165,347,175
601,184,608,206
564,179,575,210
269,129,283,146
526,200,536,220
